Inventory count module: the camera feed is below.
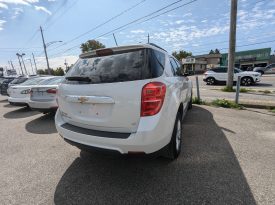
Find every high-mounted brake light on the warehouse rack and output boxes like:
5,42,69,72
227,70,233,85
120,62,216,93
141,82,166,117
46,89,57,94
96,48,113,56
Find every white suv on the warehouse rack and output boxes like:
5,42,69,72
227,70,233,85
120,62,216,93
203,67,261,86
55,44,193,159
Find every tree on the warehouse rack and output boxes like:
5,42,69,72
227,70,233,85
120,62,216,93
80,40,106,53
172,50,192,61
54,67,65,76
214,49,220,54
37,69,46,75
209,49,214,54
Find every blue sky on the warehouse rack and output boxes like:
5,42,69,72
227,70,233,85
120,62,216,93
0,0,275,73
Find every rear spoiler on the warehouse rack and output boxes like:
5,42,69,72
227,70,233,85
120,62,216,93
79,45,148,59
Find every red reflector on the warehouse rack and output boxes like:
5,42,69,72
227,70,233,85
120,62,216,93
46,89,57,94
141,82,166,117
96,48,113,56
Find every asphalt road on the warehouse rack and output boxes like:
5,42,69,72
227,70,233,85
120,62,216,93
0,96,274,204
189,74,275,90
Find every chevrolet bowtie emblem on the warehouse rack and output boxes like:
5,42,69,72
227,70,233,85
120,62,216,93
78,96,88,103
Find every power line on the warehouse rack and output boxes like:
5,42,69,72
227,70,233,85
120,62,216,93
49,0,198,57
49,0,148,51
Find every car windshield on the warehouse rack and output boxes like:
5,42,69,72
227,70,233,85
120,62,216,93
235,68,243,73
20,77,48,86
38,77,64,85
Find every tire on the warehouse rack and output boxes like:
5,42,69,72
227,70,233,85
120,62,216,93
241,77,253,86
206,77,215,85
165,112,182,160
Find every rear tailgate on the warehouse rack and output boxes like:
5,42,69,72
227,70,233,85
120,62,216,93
58,80,151,133
31,85,57,102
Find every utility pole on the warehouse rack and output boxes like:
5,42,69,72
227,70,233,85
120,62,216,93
32,53,38,74
112,33,118,46
16,54,24,75
40,26,51,75
64,59,68,72
20,55,28,75
28,59,34,74
148,33,150,43
227,0,238,89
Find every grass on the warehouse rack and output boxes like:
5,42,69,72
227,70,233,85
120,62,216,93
258,90,272,94
211,99,243,109
221,86,235,92
192,97,206,105
221,87,255,93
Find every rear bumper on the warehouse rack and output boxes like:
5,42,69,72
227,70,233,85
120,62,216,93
8,96,29,104
55,109,174,154
29,100,57,110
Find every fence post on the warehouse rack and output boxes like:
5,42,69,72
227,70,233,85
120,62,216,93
196,76,200,101
235,76,241,104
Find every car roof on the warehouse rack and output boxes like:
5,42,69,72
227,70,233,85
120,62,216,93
80,43,167,59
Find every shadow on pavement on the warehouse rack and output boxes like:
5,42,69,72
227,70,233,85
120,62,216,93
3,107,39,119
254,83,273,87
0,99,8,103
25,113,57,134
54,106,256,205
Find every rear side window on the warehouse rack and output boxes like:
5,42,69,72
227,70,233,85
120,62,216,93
212,67,227,73
65,48,165,84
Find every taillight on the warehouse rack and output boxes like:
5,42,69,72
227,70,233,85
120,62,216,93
46,89,57,94
141,82,166,117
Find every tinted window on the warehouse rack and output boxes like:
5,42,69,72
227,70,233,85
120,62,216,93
65,48,164,84
169,58,178,75
20,77,48,86
39,77,64,85
10,77,28,84
148,49,165,78
212,67,227,73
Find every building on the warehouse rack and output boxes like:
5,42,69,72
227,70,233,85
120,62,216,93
182,47,273,73
221,48,271,70
182,54,221,74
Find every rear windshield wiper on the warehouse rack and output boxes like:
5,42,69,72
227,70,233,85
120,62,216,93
65,76,91,82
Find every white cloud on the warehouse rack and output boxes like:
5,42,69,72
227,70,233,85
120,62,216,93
130,29,145,34
34,5,51,15
0,19,6,30
11,7,24,19
0,2,8,9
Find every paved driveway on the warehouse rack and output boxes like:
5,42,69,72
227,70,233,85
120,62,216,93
0,96,274,204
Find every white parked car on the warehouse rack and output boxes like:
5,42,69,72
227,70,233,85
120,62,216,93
203,67,261,86
253,63,275,75
8,76,55,106
29,76,64,113
55,44,193,159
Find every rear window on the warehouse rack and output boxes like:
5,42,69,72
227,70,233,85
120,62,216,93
65,48,165,84
10,77,28,84
39,77,64,85
20,77,48,86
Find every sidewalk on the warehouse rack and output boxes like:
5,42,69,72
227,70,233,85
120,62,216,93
193,87,275,108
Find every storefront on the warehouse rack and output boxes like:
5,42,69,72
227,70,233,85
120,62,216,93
221,48,271,70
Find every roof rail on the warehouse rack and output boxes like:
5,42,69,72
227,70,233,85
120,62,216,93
148,43,167,52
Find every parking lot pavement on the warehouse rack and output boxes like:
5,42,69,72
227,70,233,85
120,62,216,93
189,74,275,106
0,96,274,204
